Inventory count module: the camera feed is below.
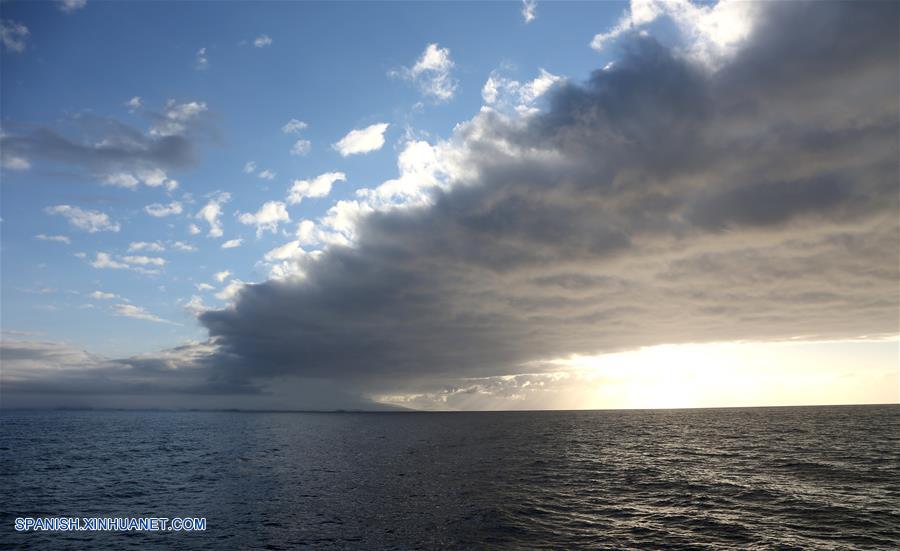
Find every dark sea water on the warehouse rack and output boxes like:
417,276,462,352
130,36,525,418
1,405,898,550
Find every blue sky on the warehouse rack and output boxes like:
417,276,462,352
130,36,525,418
1,1,626,357
1,1,897,410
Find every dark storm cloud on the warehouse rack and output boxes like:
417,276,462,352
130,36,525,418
198,1,898,393
0,339,392,410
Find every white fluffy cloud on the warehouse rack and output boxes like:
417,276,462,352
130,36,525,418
238,201,290,237
281,119,307,134
590,0,760,68
291,139,311,156
112,303,176,325
393,43,457,102
104,168,177,191
243,161,257,174
1,20,29,53
125,96,142,112
170,241,196,252
195,192,231,237
35,234,71,244
183,295,210,317
481,68,562,115
151,99,208,137
128,241,165,252
89,291,118,300
283,119,311,155
89,252,165,275
287,172,346,205
196,47,209,70
89,252,129,270
213,270,231,283
266,138,448,278
103,173,139,188
45,205,120,233
258,169,276,180
254,34,273,48
221,238,243,249
144,201,183,217
333,123,389,157
121,255,166,266
215,280,246,301
522,0,537,23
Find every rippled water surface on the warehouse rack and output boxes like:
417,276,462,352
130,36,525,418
1,405,898,549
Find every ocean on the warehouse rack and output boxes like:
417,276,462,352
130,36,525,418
1,405,898,549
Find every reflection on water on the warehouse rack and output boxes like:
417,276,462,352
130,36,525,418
1,405,898,549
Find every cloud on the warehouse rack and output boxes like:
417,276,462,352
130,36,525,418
281,119,307,134
196,192,231,237
215,280,245,301
183,295,210,317
89,252,129,270
265,139,446,267
0,338,388,410
192,1,899,400
213,270,231,283
125,96,142,112
188,223,202,235
150,99,208,137
170,241,196,252
392,43,457,101
196,283,215,292
58,0,87,13
238,200,290,237
1,20,29,53
590,0,761,69
44,205,120,233
21,286,58,295
0,101,206,184
103,168,178,190
221,238,243,249
481,68,563,115
2,155,30,170
522,0,537,23
103,173,138,188
112,303,177,325
88,252,164,274
287,172,346,205
253,34,273,48
128,241,165,252
121,255,166,266
144,201,183,217
243,161,257,174
290,139,311,156
258,169,276,180
195,47,209,70
333,123,389,157
89,291,118,300
282,119,311,155
35,234,71,244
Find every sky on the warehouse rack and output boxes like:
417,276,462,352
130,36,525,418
1,0,898,411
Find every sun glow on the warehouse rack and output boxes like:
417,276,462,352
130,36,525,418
558,339,900,410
